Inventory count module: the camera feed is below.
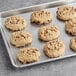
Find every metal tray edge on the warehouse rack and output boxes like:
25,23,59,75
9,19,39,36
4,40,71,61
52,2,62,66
0,27,18,68
0,0,76,17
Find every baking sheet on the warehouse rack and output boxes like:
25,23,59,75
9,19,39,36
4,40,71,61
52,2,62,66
0,1,76,68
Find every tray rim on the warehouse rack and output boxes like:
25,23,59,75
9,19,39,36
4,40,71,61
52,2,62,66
0,0,75,17
0,0,76,68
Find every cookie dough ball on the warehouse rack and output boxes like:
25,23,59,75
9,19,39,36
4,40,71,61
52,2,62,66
17,47,40,64
43,39,65,58
65,18,76,35
31,10,52,25
5,15,26,31
70,37,76,52
57,6,76,21
38,25,60,41
10,31,32,47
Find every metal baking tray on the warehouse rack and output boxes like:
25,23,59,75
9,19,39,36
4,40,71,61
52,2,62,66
0,0,76,68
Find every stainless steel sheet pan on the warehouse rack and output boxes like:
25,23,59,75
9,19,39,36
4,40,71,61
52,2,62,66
0,0,76,68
